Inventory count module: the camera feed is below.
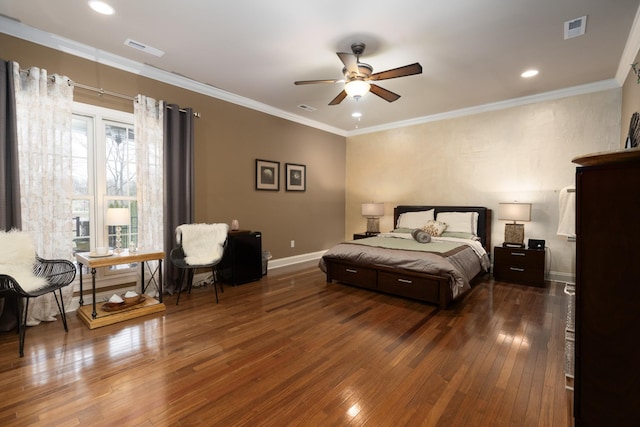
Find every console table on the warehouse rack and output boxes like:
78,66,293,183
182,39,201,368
75,249,165,329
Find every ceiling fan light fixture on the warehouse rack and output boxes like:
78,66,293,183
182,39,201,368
345,80,370,100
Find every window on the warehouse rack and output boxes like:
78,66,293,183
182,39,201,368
71,103,138,280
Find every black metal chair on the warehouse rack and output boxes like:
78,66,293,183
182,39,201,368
170,223,229,305
0,256,76,357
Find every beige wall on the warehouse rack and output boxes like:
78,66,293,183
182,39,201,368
346,89,622,280
1,34,346,261
621,50,640,147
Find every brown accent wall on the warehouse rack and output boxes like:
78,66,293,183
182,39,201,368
1,34,346,260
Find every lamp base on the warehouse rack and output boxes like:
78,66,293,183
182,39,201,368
366,217,380,234
114,226,123,254
504,223,525,247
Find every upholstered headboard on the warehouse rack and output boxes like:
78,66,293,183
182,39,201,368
393,205,492,250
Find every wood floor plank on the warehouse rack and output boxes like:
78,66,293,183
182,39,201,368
0,262,573,426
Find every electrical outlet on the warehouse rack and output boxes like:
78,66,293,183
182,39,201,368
290,240,295,248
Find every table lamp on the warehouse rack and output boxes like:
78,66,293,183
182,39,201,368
498,202,531,248
106,207,130,253
362,202,384,235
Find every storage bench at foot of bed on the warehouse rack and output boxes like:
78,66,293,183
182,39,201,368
324,258,450,308
325,260,377,291
378,270,443,304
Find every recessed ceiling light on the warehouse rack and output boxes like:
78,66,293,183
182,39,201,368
521,69,539,78
352,112,362,118
88,1,115,15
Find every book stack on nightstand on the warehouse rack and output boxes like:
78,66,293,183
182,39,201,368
493,245,545,286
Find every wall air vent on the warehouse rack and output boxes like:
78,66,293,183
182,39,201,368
124,38,165,57
297,104,316,112
564,16,587,40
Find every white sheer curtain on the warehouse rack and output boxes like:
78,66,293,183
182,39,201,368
13,64,75,325
134,95,164,296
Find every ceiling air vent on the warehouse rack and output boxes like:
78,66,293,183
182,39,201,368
124,38,165,57
297,104,316,112
564,16,587,40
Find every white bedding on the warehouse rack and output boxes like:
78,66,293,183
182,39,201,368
378,232,488,260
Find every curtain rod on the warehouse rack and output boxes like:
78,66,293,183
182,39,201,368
72,80,135,102
19,68,200,117
73,81,201,118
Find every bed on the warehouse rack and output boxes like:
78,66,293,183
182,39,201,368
319,206,492,308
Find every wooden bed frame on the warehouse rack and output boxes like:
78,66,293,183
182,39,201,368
323,206,491,309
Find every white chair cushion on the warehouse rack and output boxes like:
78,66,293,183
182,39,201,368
0,230,47,292
176,223,229,265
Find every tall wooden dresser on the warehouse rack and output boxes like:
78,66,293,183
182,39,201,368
573,149,640,426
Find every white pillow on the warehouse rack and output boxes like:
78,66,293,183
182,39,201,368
436,212,478,235
396,209,435,229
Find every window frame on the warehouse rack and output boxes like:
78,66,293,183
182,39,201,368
72,102,139,285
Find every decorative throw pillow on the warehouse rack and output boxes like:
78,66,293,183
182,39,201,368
411,228,432,243
422,220,447,237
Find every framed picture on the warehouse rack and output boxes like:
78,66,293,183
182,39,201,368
255,159,280,191
285,163,306,192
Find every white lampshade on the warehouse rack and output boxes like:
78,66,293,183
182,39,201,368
498,203,531,222
106,208,130,226
362,202,384,217
345,80,370,100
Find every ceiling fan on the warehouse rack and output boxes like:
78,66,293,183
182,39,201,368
294,42,422,105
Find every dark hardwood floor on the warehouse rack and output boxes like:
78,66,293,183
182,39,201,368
0,262,573,426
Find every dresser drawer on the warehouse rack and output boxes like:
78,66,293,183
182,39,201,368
493,246,545,286
378,271,440,302
494,248,543,267
327,261,377,290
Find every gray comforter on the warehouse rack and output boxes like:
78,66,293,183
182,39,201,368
318,236,491,298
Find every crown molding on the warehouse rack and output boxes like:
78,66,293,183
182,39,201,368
346,79,620,137
615,3,640,85
2,15,630,140
0,16,347,137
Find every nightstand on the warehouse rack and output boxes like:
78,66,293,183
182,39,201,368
353,232,379,240
493,245,545,286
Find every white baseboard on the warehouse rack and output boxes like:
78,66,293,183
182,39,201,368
268,250,326,269
66,254,572,313
188,250,326,285
546,270,576,284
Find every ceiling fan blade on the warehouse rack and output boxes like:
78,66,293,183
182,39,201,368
294,79,343,85
369,63,423,81
328,90,347,105
337,52,359,76
369,84,401,102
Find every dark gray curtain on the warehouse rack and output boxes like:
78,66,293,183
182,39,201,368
0,59,21,331
163,104,194,293
0,59,21,231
